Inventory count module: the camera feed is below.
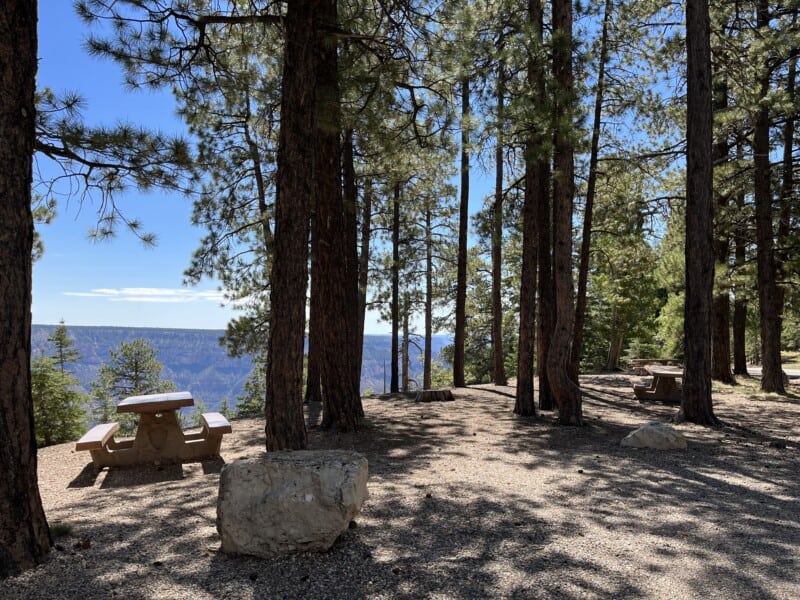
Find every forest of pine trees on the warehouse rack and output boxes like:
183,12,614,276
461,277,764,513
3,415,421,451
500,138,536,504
3,0,800,577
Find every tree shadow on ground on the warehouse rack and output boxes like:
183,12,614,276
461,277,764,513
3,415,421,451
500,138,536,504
7,374,798,599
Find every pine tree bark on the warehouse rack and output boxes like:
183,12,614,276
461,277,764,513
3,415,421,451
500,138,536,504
343,128,364,407
776,45,796,332
266,0,315,449
454,77,470,388
316,0,361,430
305,233,323,404
732,295,749,375
0,0,52,577
391,183,401,393
711,75,734,384
753,0,785,394
533,0,554,412
732,151,749,376
402,294,410,393
571,0,611,380
492,67,507,386
548,0,582,425
681,0,719,424
604,306,622,371
711,293,734,382
358,179,373,383
515,0,546,417
515,152,539,416
424,205,434,390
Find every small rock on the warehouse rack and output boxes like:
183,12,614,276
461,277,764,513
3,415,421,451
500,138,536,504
348,520,358,529
152,561,163,567
249,573,258,582
621,421,687,450
392,567,402,575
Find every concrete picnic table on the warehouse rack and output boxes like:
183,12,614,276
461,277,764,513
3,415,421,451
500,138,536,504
75,391,231,468
632,365,682,403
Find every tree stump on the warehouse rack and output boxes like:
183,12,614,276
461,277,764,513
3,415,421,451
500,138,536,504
414,389,455,403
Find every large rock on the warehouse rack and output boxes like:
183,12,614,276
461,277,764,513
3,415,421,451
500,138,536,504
217,450,368,558
621,421,688,450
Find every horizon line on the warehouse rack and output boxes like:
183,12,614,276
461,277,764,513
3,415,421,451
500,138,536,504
32,323,452,337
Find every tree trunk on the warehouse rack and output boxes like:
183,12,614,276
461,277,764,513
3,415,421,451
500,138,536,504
753,0,785,394
776,43,796,328
343,128,364,408
515,0,545,417
402,294,410,393
732,295,749,375
547,0,582,425
571,0,611,380
391,183,401,393
515,148,539,416
534,0,554,412
316,0,361,431
604,306,622,371
266,0,316,449
424,205,433,390
681,0,718,424
454,77,470,388
305,230,323,404
711,293,734,382
492,67,507,386
605,335,624,372
0,0,52,577
732,152,749,376
711,74,734,384
358,178,373,389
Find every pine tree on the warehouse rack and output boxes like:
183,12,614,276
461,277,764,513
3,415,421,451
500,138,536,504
0,0,51,577
236,358,266,418
31,356,88,447
547,0,582,425
681,0,718,425
91,339,176,435
48,320,80,373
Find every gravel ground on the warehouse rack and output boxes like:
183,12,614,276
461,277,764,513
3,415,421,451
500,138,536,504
2,374,799,599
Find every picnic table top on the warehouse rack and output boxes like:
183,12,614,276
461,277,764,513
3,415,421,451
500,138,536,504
645,365,683,377
117,391,194,414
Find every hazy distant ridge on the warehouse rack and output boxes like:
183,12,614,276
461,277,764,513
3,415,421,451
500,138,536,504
32,325,450,412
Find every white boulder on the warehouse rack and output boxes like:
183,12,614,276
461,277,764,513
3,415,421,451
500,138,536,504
621,421,687,450
217,450,368,558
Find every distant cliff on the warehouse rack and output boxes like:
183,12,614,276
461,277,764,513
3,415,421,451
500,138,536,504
31,325,451,412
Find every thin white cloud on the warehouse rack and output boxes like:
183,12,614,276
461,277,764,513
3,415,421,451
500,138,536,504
64,287,226,304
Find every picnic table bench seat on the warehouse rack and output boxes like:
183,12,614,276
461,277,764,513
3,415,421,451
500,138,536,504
182,412,231,455
75,422,120,452
201,412,232,435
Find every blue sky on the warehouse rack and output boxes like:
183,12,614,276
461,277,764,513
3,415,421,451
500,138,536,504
33,4,489,335
33,3,241,330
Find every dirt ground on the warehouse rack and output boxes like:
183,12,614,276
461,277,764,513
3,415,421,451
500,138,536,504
2,373,798,599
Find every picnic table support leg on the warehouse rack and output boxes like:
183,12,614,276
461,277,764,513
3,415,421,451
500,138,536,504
634,375,681,403
133,412,188,462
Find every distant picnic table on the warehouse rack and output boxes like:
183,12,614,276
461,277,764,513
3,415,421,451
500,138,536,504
627,358,682,375
632,365,682,404
75,391,231,468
